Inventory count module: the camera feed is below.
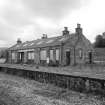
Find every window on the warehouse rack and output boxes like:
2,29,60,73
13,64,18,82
56,49,60,61
50,50,54,61
79,49,83,59
28,52,34,60
19,53,21,60
11,52,15,60
40,50,47,60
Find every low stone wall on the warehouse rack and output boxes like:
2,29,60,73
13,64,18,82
0,67,105,95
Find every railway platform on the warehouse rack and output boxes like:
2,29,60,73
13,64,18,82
0,63,105,80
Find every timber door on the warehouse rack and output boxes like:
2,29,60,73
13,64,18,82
19,52,24,63
66,51,70,65
88,52,92,64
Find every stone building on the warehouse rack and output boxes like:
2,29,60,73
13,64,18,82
7,24,93,66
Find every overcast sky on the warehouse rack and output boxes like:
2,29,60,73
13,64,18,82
0,0,105,47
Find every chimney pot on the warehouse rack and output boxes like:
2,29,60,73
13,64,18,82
62,27,69,36
42,34,47,39
77,23,81,28
64,27,68,31
17,38,22,44
75,23,82,35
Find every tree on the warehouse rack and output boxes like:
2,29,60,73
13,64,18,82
94,35,105,48
0,49,8,58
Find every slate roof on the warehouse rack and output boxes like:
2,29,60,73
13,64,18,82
8,33,79,51
80,35,93,50
8,32,93,51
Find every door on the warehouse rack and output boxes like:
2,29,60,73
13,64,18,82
66,51,70,65
88,52,92,64
21,52,24,63
19,52,24,63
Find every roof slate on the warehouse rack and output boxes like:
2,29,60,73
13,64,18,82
8,32,93,51
8,33,78,51
81,35,93,50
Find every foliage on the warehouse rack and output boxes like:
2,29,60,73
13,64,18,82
94,35,105,48
0,49,8,58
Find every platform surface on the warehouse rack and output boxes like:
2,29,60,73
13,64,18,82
0,63,105,80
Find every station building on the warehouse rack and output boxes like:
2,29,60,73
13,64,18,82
7,24,93,66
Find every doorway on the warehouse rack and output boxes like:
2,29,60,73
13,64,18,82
88,52,92,64
66,51,70,65
18,52,24,63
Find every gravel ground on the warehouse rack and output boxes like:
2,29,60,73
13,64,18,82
0,73,104,105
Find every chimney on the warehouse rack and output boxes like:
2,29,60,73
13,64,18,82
42,34,47,39
17,38,22,44
62,27,69,36
75,23,83,35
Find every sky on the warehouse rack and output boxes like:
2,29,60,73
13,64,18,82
0,0,105,47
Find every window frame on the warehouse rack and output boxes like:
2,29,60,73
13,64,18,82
40,50,47,60
49,49,54,61
28,51,34,60
55,49,60,61
11,52,15,60
79,49,83,59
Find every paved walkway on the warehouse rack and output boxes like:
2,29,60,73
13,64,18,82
0,63,105,80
